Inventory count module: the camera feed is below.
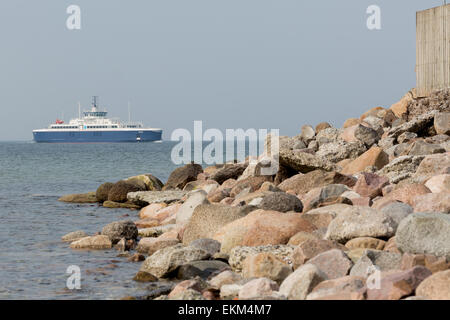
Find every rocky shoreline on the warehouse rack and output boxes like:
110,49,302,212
60,89,450,300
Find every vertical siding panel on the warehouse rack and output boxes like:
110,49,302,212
417,5,450,97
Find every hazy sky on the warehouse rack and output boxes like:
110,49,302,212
0,1,443,140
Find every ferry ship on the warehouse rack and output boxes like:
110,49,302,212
33,97,163,143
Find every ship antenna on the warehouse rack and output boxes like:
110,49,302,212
92,96,99,109
78,102,81,118
128,102,131,123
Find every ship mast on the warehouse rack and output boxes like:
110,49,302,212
92,96,99,110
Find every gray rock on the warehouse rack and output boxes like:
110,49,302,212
397,132,417,144
189,239,221,256
220,284,244,300
209,163,248,185
69,235,112,250
380,202,413,226
208,270,243,290
407,140,445,156
293,140,307,150
176,190,210,225
258,192,303,213
163,163,203,190
354,125,380,147
305,184,351,211
279,264,328,300
413,152,450,183
61,230,88,242
306,276,366,300
182,204,256,245
385,143,411,159
325,207,397,243
306,249,353,280
279,149,336,173
169,289,206,300
101,220,138,244
349,250,402,278
395,213,450,259
139,244,211,278
377,155,425,184
238,278,281,300
316,140,367,163
127,190,187,206
138,224,176,238
316,127,341,146
229,245,295,273
300,125,316,142
177,260,231,280
434,112,450,135
387,110,437,140
308,140,319,152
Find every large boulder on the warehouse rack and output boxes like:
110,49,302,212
58,192,97,203
434,112,450,135
238,278,280,300
412,193,450,214
325,206,397,243
425,174,450,193
279,149,336,173
209,163,247,184
230,176,272,197
136,237,180,255
95,182,114,203
306,275,367,300
177,260,231,280
189,238,221,256
349,250,402,278
258,192,303,213
278,170,356,195
406,140,445,156
139,244,211,278
242,252,293,284
176,190,210,225
163,163,203,190
291,239,343,269
69,235,112,250
377,155,425,184
213,210,316,254
341,146,389,175
101,220,138,244
316,140,367,163
378,183,431,207
279,264,328,300
416,270,450,300
395,213,450,259
390,90,415,118
413,152,450,183
108,181,145,203
306,249,353,280
354,124,380,147
127,190,187,206
302,184,351,212
366,267,432,300
386,110,437,140
126,174,164,191
61,230,88,242
229,245,295,273
353,172,389,199
182,204,255,245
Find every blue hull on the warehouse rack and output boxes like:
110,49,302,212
33,130,162,143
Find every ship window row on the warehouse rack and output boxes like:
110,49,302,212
51,126,78,129
86,126,118,128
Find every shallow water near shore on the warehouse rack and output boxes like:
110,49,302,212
0,141,183,300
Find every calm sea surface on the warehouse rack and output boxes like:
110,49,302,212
0,141,183,300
